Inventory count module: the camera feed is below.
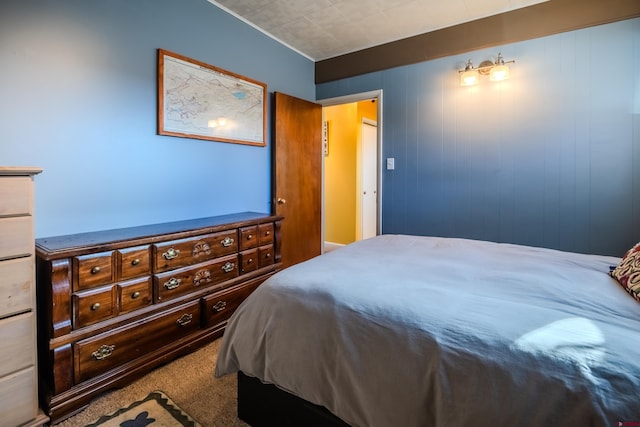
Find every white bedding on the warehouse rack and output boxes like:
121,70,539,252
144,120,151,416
215,235,640,426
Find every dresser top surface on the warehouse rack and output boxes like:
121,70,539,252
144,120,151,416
0,166,42,176
36,211,280,257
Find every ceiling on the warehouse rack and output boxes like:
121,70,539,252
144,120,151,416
208,0,549,61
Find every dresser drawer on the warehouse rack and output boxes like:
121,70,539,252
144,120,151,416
118,246,150,280
153,230,238,273
0,257,33,318
258,244,274,268
73,285,117,328
74,251,115,291
240,249,258,274
0,312,35,377
74,300,201,382
202,279,262,328
0,176,32,216
258,222,274,245
118,277,152,314
154,254,239,303
0,367,36,427
0,216,32,260
239,226,259,250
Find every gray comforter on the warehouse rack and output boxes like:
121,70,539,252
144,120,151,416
215,235,640,426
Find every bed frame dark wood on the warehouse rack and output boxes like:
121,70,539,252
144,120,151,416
237,372,350,427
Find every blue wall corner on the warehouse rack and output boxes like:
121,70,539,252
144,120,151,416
0,0,315,238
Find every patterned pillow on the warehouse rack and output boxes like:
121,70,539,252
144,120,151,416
610,242,640,302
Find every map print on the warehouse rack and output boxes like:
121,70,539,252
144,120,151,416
162,54,265,145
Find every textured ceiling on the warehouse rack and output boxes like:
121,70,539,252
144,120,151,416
208,0,549,61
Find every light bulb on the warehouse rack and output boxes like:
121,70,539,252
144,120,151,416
489,65,510,81
461,71,479,86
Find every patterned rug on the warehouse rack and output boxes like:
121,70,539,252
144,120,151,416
86,391,200,427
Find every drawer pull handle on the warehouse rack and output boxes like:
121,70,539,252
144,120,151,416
92,344,115,360
91,303,101,311
222,262,235,273
131,291,141,299
265,253,271,258
264,231,271,236
176,313,193,326
247,234,253,240
91,266,101,274
131,258,140,266
162,247,180,260
247,258,253,264
164,277,181,290
213,301,227,312
221,236,235,247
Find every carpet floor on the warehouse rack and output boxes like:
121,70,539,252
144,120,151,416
52,338,248,427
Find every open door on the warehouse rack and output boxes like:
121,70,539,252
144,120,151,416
273,92,322,268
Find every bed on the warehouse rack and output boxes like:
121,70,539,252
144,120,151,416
215,234,640,426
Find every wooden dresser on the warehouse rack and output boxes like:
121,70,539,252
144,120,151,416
0,167,49,427
36,212,282,423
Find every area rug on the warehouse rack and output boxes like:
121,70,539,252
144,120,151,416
86,391,201,427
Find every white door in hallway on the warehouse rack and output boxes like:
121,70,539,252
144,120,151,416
361,121,377,239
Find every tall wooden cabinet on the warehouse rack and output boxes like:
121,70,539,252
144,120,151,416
0,167,48,427
36,212,282,423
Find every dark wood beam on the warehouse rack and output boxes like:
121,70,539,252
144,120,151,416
315,0,640,84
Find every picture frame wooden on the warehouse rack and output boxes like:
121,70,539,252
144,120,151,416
157,49,267,146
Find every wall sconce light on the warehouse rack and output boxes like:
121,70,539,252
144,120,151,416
460,59,479,86
458,53,515,86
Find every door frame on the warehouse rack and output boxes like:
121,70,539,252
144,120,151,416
317,89,383,251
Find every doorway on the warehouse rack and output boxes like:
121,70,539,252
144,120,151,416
319,90,382,252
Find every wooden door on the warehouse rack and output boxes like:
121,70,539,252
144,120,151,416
273,92,322,268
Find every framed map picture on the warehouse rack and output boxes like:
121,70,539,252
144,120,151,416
157,49,267,146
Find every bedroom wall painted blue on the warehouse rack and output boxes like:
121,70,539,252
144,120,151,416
0,0,314,238
317,18,640,257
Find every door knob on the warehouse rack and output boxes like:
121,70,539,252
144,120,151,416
277,198,286,205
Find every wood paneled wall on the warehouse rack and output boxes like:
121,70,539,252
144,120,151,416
317,18,640,256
